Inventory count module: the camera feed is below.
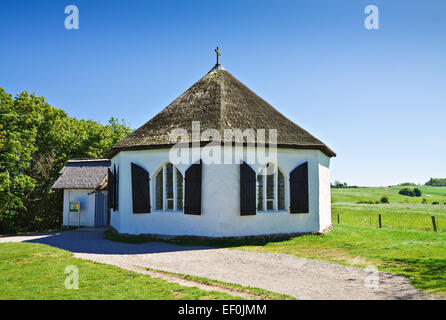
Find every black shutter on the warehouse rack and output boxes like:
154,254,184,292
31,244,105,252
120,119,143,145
107,168,114,210
289,162,309,213
184,160,202,215
240,161,256,216
131,163,151,214
113,165,118,211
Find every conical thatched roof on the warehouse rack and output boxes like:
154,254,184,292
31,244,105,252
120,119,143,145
106,65,335,158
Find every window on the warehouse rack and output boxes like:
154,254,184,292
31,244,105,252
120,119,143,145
257,163,285,211
155,163,184,211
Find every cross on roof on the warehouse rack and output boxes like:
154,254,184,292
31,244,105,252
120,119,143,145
215,47,221,65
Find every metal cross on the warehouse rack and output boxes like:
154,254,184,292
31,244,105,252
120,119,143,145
215,47,221,65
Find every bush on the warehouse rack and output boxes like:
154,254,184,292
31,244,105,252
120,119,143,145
380,196,389,203
413,188,422,197
432,201,439,205
422,198,427,204
399,188,415,197
399,187,422,197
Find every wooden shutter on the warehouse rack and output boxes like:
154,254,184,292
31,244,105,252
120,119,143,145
289,162,309,213
131,163,151,214
107,168,114,210
240,161,256,216
184,160,202,215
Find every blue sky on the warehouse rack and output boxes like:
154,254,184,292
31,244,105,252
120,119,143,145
1,0,445,186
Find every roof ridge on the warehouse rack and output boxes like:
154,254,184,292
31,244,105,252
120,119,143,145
218,70,225,135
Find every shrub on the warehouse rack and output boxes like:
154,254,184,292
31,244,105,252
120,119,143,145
432,201,439,205
399,187,421,197
421,198,427,204
380,196,389,204
399,188,415,197
413,188,422,197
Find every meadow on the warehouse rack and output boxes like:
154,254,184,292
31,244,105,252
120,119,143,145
332,185,446,204
332,186,446,232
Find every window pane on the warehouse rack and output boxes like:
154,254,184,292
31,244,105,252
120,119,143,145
278,170,285,210
266,171,274,201
257,172,264,211
156,171,163,210
267,200,274,210
167,199,174,210
176,169,183,210
166,163,173,199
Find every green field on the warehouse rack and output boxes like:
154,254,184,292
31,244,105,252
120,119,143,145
332,185,446,204
331,186,446,232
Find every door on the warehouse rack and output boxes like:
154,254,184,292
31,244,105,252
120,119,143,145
95,192,105,227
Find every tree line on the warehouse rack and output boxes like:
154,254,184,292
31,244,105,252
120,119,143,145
425,178,446,187
0,88,132,234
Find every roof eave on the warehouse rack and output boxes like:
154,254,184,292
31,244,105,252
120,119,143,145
106,143,336,159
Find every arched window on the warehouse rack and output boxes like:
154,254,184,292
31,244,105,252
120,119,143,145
257,163,285,211
155,163,183,211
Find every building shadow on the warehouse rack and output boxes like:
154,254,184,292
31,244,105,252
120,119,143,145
24,228,211,255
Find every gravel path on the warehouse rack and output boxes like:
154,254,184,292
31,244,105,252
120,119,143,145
0,228,442,300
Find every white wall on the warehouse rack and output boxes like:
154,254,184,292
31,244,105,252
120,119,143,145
318,153,332,231
63,189,96,227
110,147,331,237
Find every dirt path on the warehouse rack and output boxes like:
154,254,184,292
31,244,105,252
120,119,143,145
0,229,442,300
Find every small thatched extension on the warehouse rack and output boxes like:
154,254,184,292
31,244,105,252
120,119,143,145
106,65,335,159
51,159,111,190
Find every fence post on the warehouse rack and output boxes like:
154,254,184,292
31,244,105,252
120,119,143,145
337,214,340,224
379,214,382,229
432,216,437,232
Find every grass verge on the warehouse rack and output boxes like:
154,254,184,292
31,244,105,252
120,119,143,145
0,242,241,300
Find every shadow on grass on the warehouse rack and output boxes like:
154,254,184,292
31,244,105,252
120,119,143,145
383,258,446,295
104,228,303,249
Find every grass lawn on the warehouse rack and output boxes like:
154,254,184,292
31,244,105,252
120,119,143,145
0,242,241,300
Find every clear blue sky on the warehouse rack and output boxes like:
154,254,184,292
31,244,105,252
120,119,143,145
1,0,445,186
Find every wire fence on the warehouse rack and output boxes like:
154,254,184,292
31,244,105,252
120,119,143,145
333,212,446,233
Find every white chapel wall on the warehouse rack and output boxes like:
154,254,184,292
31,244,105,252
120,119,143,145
109,147,332,236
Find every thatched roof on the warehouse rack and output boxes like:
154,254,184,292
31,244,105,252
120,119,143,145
106,65,335,158
51,159,110,190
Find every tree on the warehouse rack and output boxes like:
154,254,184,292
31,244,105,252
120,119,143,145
0,87,132,233
425,178,446,187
